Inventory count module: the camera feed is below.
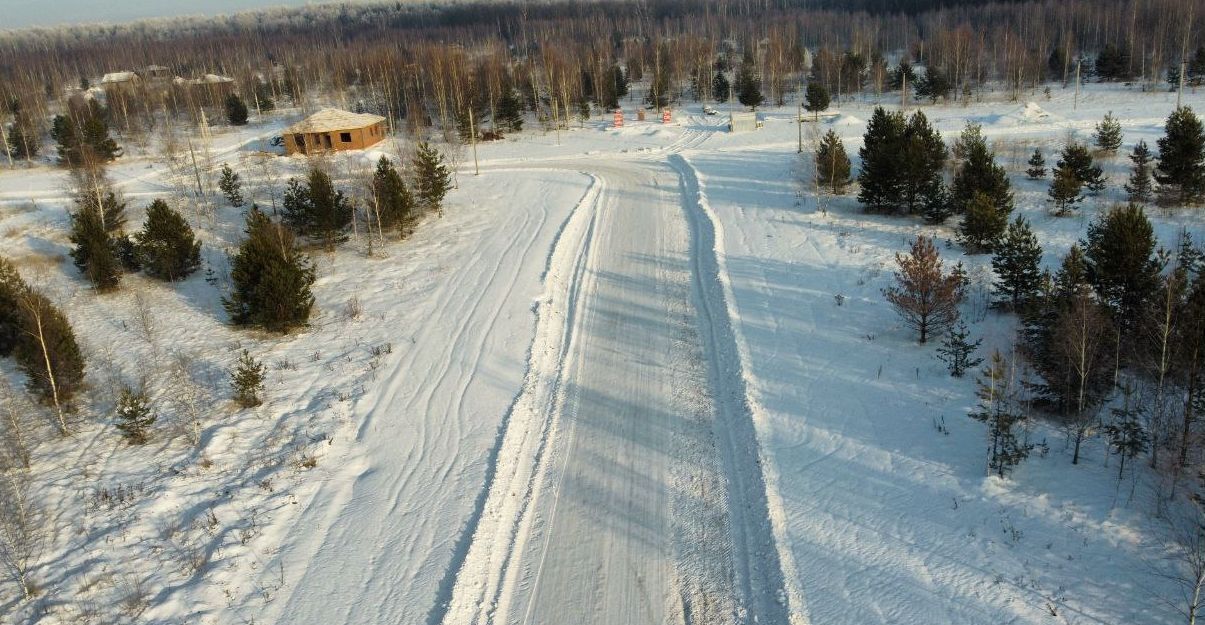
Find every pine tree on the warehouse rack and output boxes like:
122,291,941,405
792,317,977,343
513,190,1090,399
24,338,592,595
495,90,524,132
915,66,952,103
992,216,1043,310
413,142,452,214
282,167,352,248
735,60,764,110
1155,106,1205,205
857,107,906,213
804,82,830,120
114,387,154,445
371,155,415,231
6,114,37,161
226,93,249,126
1103,383,1149,481
224,206,316,333
1048,159,1084,216
1125,140,1155,204
231,350,266,408
1093,111,1123,154
889,60,916,91
1083,203,1164,338
1059,142,1106,195
218,163,245,207
13,289,86,422
134,199,201,281
949,122,1017,220
969,350,1033,479
898,111,947,215
253,80,276,113
68,205,121,291
0,256,29,356
51,102,119,167
937,320,983,377
815,129,851,195
959,191,1009,254
1026,148,1047,179
883,236,964,343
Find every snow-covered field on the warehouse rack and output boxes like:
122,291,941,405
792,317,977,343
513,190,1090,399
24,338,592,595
2,82,1204,625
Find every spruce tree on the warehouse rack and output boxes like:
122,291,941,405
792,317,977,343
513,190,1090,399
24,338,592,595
1155,106,1205,205
1083,203,1163,338
371,156,415,231
413,142,452,214
950,123,1013,225
1025,148,1046,179
224,206,316,333
915,66,952,103
937,320,983,377
1125,140,1155,204
992,216,1043,310
231,350,266,408
959,191,1009,253
134,199,201,281
68,205,121,291
1093,111,1123,154
804,83,830,120
712,72,730,102
613,65,629,101
1048,159,1084,216
899,110,946,216
218,163,245,207
114,387,155,445
495,90,524,132
857,107,906,213
815,129,851,195
52,103,119,166
226,93,249,126
736,60,764,110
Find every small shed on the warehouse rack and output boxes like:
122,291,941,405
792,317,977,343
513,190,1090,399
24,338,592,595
729,112,761,132
283,109,387,155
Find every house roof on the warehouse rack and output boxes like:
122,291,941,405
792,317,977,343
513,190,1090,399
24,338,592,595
173,74,234,86
284,108,386,134
101,72,138,84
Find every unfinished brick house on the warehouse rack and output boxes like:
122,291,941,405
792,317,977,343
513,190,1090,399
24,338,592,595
282,109,387,155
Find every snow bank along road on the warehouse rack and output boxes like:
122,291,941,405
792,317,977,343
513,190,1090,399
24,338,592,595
273,127,801,624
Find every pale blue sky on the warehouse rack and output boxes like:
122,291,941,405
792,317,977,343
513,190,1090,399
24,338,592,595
0,0,330,29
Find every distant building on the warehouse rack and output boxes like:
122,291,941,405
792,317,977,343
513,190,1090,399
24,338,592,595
138,65,171,83
100,71,140,97
282,109,387,155
173,74,236,107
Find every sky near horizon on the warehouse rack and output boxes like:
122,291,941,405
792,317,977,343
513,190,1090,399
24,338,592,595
0,0,334,29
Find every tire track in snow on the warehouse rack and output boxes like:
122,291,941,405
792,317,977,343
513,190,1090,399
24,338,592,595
432,172,604,625
669,153,810,625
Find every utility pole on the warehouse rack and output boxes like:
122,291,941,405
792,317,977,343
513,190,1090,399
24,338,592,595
797,100,803,153
468,107,479,175
1074,59,1081,110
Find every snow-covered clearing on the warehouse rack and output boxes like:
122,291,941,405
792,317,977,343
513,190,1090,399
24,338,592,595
2,82,1204,624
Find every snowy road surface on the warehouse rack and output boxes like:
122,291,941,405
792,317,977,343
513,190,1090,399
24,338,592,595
439,153,794,625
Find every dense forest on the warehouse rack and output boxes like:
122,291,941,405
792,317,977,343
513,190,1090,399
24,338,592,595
0,0,1200,145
